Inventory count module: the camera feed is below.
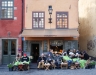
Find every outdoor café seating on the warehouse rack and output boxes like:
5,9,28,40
13,61,30,71
12,55,32,71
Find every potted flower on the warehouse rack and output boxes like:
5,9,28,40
7,63,14,71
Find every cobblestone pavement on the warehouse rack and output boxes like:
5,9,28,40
0,68,96,75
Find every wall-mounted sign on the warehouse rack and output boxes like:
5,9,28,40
44,35,57,37
22,37,25,41
50,40,63,46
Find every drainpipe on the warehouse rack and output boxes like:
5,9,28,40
20,0,24,56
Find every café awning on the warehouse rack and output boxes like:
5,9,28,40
20,29,79,37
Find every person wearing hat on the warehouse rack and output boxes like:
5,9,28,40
21,53,29,62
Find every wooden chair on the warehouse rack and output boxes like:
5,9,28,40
61,62,68,69
75,62,80,69
23,64,29,71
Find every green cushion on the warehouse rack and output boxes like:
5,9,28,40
63,56,72,61
14,61,20,66
73,58,79,62
79,59,87,68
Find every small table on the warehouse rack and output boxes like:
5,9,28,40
44,63,50,70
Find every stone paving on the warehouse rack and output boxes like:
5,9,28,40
0,68,96,75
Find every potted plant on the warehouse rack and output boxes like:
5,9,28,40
7,63,14,71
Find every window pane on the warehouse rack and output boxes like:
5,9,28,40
2,2,5,6
3,40,8,55
11,40,16,55
33,13,35,17
42,13,44,17
1,8,7,18
2,1,7,6
39,13,42,17
5,1,7,6
35,13,38,17
8,1,13,6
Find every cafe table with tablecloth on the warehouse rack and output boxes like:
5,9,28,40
63,56,87,69
13,61,30,71
14,61,30,66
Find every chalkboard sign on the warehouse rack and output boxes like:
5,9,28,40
43,40,48,52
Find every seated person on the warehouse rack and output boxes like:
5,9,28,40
46,54,54,69
85,57,92,69
63,53,73,68
37,53,46,69
79,51,89,60
46,54,53,64
16,54,21,61
69,50,75,58
21,53,29,62
75,50,80,58
54,53,62,68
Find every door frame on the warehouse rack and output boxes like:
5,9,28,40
2,38,18,64
30,41,42,56
30,42,40,56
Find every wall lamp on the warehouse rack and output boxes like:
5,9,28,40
48,5,53,24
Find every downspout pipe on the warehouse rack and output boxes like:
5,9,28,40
21,0,24,56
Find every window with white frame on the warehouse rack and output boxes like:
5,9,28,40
32,12,45,29
1,0,14,19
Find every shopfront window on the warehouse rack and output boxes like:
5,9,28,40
50,40,63,54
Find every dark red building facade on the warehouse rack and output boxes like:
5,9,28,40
0,0,23,64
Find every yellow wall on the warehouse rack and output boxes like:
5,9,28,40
79,0,96,57
25,0,79,29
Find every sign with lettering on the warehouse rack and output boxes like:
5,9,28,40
44,35,57,37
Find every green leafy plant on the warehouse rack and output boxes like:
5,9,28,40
7,63,14,68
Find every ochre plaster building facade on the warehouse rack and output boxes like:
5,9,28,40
21,0,79,62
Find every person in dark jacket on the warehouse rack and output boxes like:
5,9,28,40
21,53,29,62
47,49,54,59
54,53,62,68
37,53,46,69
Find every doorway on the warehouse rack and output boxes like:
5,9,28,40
31,44,39,63
2,39,16,64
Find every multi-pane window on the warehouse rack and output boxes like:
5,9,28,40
1,0,14,19
56,12,68,29
32,12,44,29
